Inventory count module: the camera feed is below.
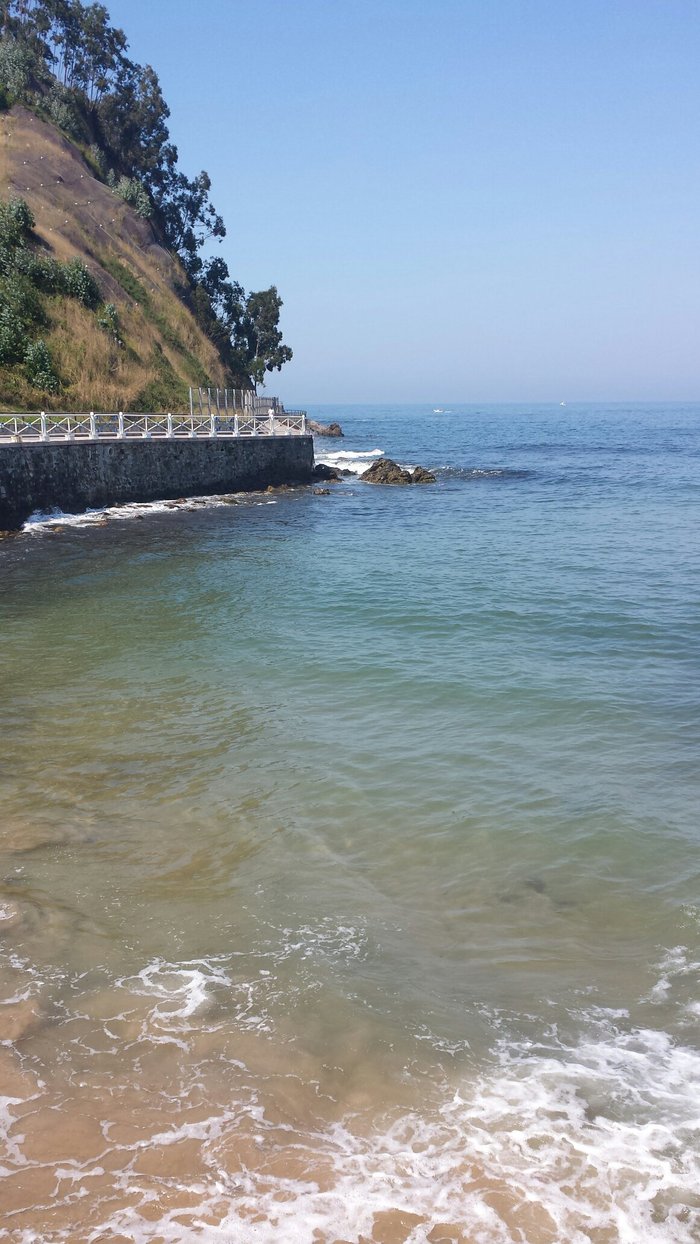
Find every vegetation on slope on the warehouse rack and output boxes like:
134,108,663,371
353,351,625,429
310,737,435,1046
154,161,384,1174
0,0,293,409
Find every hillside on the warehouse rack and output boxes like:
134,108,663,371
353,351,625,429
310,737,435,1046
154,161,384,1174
0,106,233,412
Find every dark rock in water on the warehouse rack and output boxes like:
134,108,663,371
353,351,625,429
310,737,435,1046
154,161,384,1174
307,419,344,438
313,487,331,495
361,459,437,484
338,468,355,476
361,458,414,485
311,463,341,482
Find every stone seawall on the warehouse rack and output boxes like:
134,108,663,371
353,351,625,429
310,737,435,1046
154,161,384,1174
0,436,315,530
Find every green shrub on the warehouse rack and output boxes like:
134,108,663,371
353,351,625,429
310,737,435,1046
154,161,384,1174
87,144,108,178
0,84,9,111
14,249,63,293
47,89,87,142
60,258,101,308
0,302,26,365
97,302,122,344
0,197,35,273
108,172,153,219
0,270,43,331
24,339,60,392
0,38,34,100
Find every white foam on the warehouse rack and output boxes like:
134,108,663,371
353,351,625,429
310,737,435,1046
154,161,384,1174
23,1007,694,1243
116,959,231,1022
315,447,386,476
21,494,237,531
5,949,699,1242
317,448,384,461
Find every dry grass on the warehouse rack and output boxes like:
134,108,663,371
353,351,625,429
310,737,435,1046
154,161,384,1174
0,105,232,412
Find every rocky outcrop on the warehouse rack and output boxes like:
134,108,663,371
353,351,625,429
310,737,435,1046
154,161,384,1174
311,462,342,482
360,458,436,485
307,419,344,438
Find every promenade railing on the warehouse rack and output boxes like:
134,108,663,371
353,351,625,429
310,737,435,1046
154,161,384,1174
0,409,307,443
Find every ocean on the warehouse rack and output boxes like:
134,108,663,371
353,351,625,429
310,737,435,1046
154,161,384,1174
1,402,699,1242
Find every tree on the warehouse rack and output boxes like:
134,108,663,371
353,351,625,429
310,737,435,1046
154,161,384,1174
230,287,293,389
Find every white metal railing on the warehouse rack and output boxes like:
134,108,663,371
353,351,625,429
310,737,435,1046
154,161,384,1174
0,408,307,443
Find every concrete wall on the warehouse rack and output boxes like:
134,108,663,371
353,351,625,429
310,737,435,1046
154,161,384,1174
0,435,314,530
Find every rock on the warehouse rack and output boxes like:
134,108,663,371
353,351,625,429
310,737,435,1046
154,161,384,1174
360,458,414,485
311,463,341,482
1,820,71,853
307,419,344,438
361,459,436,485
312,488,331,495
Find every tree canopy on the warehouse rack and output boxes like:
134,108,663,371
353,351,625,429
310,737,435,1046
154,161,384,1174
0,0,292,388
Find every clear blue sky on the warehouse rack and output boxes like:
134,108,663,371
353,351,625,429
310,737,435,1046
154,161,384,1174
106,0,699,402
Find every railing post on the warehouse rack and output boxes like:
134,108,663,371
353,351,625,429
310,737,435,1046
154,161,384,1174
40,411,47,441
66,414,74,441
269,410,275,436
89,411,97,439
167,413,173,438
301,413,306,433
234,413,239,436
210,412,217,438
118,411,125,439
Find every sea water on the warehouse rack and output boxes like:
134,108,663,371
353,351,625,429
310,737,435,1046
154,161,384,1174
0,403,698,1242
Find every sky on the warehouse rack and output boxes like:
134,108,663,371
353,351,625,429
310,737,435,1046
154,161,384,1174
105,0,700,403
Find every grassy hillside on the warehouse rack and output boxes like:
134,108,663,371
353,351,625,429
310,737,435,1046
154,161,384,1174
0,106,234,412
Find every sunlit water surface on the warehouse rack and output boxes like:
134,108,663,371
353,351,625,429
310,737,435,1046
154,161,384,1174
1,403,699,1242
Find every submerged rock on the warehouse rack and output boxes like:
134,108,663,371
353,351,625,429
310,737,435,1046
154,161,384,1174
0,900,22,932
0,997,42,1042
307,419,344,438
411,465,437,483
1,820,71,853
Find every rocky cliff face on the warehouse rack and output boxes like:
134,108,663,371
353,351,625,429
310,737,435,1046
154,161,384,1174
0,106,232,412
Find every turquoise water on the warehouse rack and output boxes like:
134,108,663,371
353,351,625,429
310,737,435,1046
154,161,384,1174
1,403,699,1241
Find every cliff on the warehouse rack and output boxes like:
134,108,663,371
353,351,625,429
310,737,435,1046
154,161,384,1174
0,106,233,412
